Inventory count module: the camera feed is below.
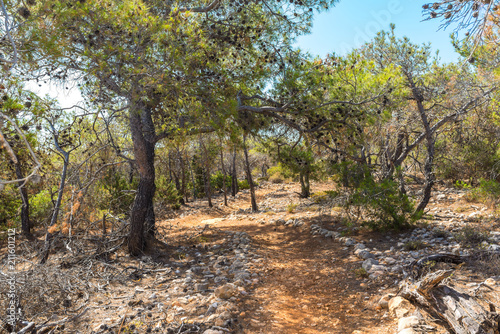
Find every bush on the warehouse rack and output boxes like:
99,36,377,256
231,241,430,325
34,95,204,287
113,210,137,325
156,176,182,210
347,172,419,230
463,178,500,207
267,164,293,180
237,179,258,190
454,225,489,247
30,189,54,225
269,172,284,184
97,169,138,214
0,185,20,229
210,171,232,191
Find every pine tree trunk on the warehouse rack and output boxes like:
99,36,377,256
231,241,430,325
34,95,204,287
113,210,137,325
128,105,156,256
300,171,311,198
243,134,258,212
220,145,228,206
15,164,31,236
415,142,435,214
231,146,238,197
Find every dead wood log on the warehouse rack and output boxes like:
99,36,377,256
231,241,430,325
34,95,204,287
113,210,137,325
400,269,500,334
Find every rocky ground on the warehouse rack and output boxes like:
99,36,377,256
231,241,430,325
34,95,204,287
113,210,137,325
1,181,500,333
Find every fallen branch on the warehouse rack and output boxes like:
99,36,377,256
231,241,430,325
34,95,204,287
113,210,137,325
399,268,500,334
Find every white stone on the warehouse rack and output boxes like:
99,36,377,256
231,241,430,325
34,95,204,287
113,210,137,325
388,296,411,318
398,316,420,331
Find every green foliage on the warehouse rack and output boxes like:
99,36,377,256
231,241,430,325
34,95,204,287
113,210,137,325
454,226,490,247
343,165,419,230
403,240,427,251
455,180,472,190
237,179,258,190
29,189,54,224
463,178,500,206
353,267,368,278
310,190,338,204
330,161,367,188
0,185,21,228
267,163,294,183
97,169,137,214
238,179,250,190
210,171,232,191
156,176,182,210
287,203,298,213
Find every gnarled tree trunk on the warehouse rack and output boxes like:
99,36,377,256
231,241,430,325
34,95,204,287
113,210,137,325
400,268,500,334
128,104,156,256
243,134,258,212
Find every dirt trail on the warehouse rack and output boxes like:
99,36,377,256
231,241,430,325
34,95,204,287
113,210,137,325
169,183,398,333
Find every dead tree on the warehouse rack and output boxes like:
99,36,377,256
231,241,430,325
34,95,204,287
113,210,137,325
400,257,500,334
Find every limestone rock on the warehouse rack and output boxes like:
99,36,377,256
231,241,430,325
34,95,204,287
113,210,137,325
378,293,394,309
398,316,420,331
215,283,238,300
388,296,411,318
203,330,224,334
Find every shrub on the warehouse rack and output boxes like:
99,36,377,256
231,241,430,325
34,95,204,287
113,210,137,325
0,185,20,229
346,171,419,230
403,240,427,251
97,169,137,214
267,164,293,181
454,225,489,247
287,203,298,213
310,190,338,204
210,171,232,191
354,267,368,278
268,171,284,184
30,189,54,225
237,179,258,190
156,176,182,210
463,178,500,207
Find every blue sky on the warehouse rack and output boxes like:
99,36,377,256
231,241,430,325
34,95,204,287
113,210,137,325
296,0,461,63
33,0,462,107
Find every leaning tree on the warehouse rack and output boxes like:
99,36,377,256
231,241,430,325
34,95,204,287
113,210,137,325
23,0,339,255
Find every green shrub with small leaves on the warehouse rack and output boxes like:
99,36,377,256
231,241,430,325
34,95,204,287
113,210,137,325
156,175,182,210
0,185,21,229
237,179,258,190
454,225,490,247
342,165,419,230
29,189,54,225
210,171,232,191
97,169,138,214
463,178,500,206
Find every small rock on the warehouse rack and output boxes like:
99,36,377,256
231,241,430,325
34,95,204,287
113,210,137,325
488,244,500,252
356,249,375,260
203,330,224,334
398,329,418,334
214,283,238,300
195,283,209,292
362,258,379,271
388,296,411,318
485,277,498,286
398,316,420,331
344,238,356,246
378,294,394,309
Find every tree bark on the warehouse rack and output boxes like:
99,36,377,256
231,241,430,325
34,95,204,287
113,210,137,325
231,146,238,197
299,171,311,198
128,104,156,255
200,137,213,207
177,147,187,204
415,141,435,214
220,144,228,206
400,269,500,334
243,134,258,212
40,139,69,264
15,162,30,236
